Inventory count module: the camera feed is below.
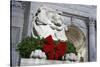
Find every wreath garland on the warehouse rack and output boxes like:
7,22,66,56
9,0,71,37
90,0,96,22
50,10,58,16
17,35,77,60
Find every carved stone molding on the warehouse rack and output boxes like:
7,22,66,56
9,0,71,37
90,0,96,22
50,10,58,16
89,17,96,25
88,17,96,61
11,1,27,9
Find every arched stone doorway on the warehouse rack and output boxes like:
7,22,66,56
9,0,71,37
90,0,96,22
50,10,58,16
65,24,88,61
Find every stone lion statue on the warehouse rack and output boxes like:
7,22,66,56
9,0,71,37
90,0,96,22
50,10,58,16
31,5,87,62
32,5,68,41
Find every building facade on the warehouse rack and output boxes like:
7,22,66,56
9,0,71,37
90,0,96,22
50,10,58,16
10,1,97,66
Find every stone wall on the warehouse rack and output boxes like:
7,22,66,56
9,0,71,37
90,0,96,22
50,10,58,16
11,1,30,66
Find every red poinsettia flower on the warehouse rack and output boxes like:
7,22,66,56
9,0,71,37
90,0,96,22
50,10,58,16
47,51,55,60
45,35,54,45
43,35,55,53
55,42,67,59
42,35,67,60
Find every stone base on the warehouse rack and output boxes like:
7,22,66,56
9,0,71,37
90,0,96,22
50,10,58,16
20,58,74,66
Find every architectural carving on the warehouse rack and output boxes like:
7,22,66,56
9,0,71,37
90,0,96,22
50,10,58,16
32,5,68,41
11,1,26,9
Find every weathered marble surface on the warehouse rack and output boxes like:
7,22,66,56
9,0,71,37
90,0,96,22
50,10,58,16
20,58,75,66
32,5,68,41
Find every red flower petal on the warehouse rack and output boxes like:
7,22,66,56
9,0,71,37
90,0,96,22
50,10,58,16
56,41,67,57
47,52,55,60
43,44,55,53
45,35,54,45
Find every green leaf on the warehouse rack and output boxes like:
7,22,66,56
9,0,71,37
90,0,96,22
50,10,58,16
67,41,77,54
16,36,44,58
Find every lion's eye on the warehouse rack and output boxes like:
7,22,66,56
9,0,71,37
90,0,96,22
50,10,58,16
35,9,41,16
38,9,41,13
35,13,38,16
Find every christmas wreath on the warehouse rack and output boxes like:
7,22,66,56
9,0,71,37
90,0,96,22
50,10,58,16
17,35,77,60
